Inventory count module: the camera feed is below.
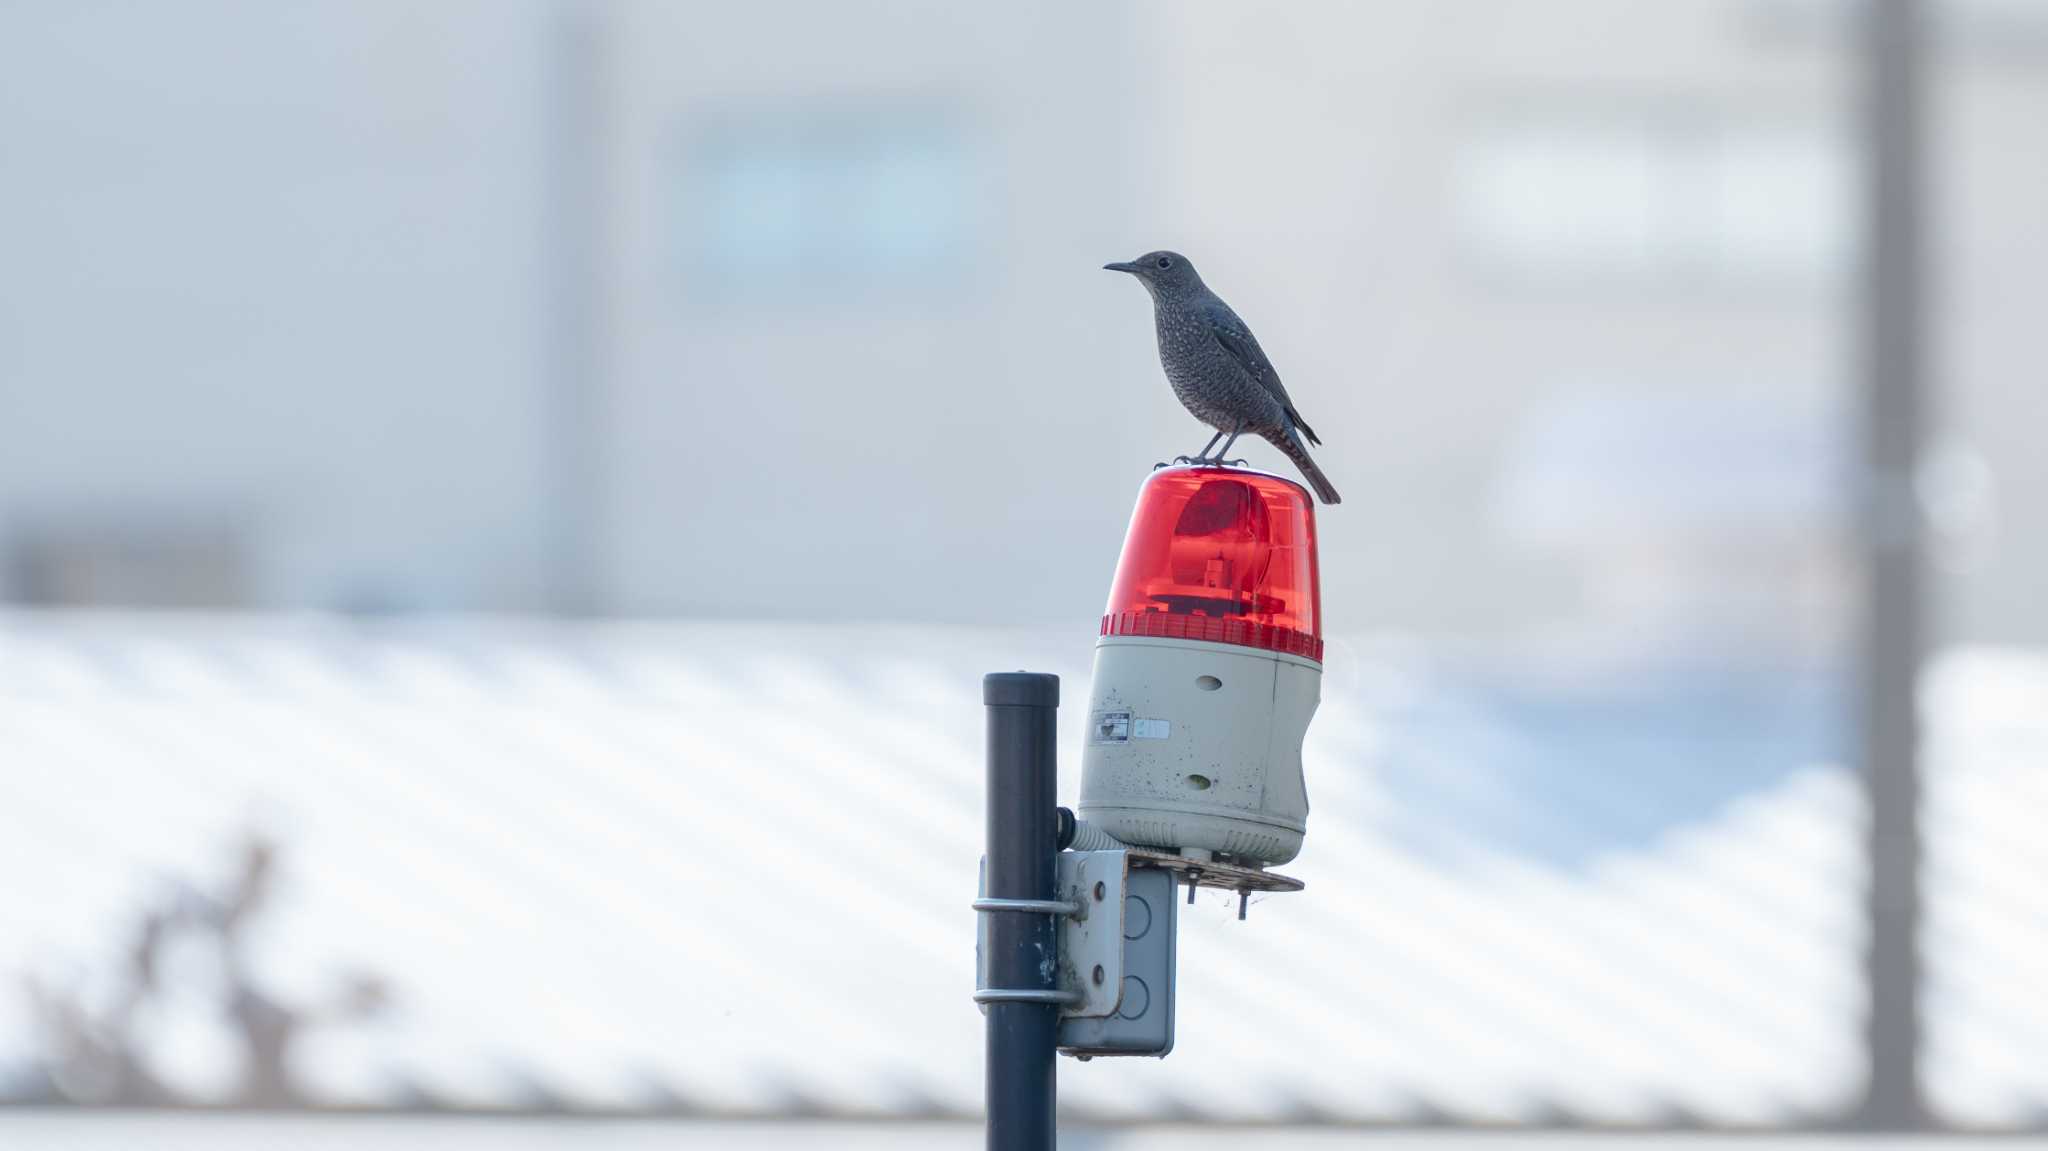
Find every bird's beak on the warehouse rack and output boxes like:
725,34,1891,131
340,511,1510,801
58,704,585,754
1102,261,1138,274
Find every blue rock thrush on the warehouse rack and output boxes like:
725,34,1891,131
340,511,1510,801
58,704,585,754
1104,251,1341,504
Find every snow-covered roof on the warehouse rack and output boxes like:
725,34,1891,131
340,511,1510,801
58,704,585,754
0,613,2036,1126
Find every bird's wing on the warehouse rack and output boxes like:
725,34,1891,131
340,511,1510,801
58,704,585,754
1205,300,1321,445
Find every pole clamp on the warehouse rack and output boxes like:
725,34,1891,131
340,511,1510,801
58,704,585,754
971,897,1083,916
975,850,1129,1019
972,987,1084,1005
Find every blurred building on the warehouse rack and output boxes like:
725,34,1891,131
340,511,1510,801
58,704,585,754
5,0,2048,1136
0,3,564,615
0,0,1152,626
1,1,2044,651
588,1,1151,624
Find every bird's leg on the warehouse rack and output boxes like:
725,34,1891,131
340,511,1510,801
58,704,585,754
1172,430,1227,466
1214,424,1247,467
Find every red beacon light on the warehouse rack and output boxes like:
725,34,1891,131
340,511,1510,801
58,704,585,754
1098,466,1322,662
1079,466,1324,868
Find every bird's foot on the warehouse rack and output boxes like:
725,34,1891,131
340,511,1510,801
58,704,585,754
1170,455,1209,466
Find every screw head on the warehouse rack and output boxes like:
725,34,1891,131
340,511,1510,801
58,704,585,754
1092,964,1105,986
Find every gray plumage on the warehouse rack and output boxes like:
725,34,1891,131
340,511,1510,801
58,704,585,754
1104,250,1341,505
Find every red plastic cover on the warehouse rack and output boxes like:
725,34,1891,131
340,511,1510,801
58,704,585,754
1099,467,1322,662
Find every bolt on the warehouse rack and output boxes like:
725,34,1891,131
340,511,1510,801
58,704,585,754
1092,964,1105,986
1238,890,1249,921
1093,881,1106,902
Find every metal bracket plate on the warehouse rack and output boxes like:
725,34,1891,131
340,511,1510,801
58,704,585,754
1125,848,1302,919
1053,850,1126,1018
1125,849,1305,895
975,850,1128,1018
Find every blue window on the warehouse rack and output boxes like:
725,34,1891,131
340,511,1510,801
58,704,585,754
681,101,972,301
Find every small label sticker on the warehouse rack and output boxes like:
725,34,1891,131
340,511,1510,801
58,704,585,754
1091,710,1132,743
1132,718,1171,740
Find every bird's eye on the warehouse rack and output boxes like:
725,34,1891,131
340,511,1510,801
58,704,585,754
1155,256,1172,269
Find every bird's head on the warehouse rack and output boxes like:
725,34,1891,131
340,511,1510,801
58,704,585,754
1103,250,1203,299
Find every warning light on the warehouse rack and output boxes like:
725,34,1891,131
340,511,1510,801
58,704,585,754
1078,465,1325,867
1100,467,1322,661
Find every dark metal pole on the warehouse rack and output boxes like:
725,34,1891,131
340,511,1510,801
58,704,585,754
983,672,1060,1150
1855,0,1929,1130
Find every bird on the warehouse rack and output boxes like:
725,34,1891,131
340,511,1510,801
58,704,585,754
1104,250,1341,505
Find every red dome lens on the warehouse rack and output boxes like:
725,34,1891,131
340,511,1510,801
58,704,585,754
1099,467,1322,661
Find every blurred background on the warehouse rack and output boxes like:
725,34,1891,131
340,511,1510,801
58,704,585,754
1,0,2045,1146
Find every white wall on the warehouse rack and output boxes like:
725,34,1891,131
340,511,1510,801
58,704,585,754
0,2,558,612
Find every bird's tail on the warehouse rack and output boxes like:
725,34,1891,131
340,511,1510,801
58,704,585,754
1269,426,1341,505
1286,406,1321,447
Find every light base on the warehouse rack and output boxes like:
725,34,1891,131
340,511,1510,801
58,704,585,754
1077,635,1318,866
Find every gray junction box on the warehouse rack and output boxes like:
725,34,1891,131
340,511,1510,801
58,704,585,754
1058,864,1177,1058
